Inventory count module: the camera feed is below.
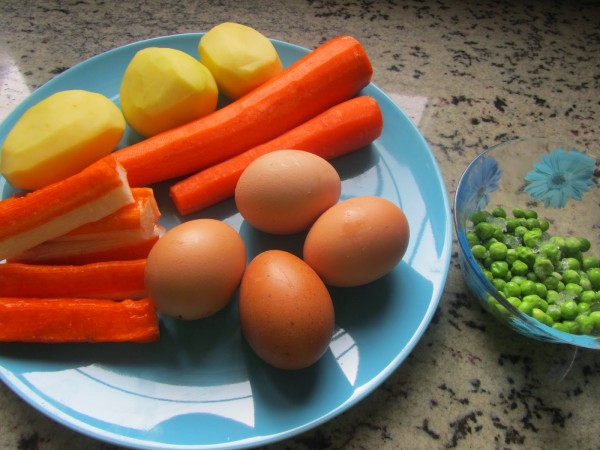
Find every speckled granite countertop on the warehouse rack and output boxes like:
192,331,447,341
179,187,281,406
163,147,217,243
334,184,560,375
1,1,599,449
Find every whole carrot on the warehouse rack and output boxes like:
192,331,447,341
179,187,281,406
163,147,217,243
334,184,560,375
0,298,159,343
113,35,373,187
0,260,147,300
170,95,383,215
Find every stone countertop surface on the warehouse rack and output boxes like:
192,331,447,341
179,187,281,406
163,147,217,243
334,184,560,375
0,1,599,449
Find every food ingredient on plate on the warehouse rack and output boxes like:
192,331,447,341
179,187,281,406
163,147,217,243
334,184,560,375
0,260,147,300
113,35,373,187
235,150,341,235
304,196,410,287
0,297,159,343
55,187,160,242
0,156,134,261
120,47,218,137
239,250,335,370
198,22,283,100
0,90,125,191
9,225,162,265
145,219,246,320
170,95,383,215
466,207,600,336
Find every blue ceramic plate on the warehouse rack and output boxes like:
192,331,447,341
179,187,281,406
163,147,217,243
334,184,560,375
0,34,451,449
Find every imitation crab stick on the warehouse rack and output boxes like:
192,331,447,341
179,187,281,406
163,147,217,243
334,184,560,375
57,187,160,242
0,297,159,343
0,260,147,300
10,225,163,265
0,155,133,261
170,95,384,215
113,35,373,187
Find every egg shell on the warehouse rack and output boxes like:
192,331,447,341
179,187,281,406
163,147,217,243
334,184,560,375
239,249,335,370
144,219,246,320
303,195,410,287
234,149,341,235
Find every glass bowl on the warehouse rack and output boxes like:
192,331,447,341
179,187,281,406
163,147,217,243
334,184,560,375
454,138,600,349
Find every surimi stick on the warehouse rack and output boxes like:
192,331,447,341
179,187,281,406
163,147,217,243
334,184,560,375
0,155,134,261
0,260,147,300
55,187,160,242
0,297,159,343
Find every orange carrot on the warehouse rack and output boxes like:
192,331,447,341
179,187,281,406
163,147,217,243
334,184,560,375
0,260,147,299
0,155,133,261
0,297,159,343
9,225,163,265
57,187,160,242
170,95,383,215
113,35,373,187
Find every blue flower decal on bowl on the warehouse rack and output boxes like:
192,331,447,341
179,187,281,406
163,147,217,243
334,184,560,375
460,156,502,212
524,148,596,208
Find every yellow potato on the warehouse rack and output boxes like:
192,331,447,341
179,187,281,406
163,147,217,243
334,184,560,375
199,22,283,100
1,90,125,191
120,47,218,138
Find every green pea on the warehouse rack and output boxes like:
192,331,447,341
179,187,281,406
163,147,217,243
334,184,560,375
506,296,521,308
580,290,596,304
578,237,591,252
556,281,565,292
538,218,550,232
532,308,553,326
483,270,494,282
590,311,600,329
562,269,581,285
577,302,591,314
466,231,480,246
533,257,554,280
506,219,520,233
506,248,518,265
471,210,491,224
511,260,529,276
552,322,570,333
564,283,583,297
514,226,529,238
575,315,594,335
561,300,579,320
492,278,506,291
492,207,507,218
562,320,580,334
520,281,538,297
579,276,592,291
489,242,508,261
475,222,496,240
516,246,536,267
540,243,560,263
543,275,560,291
546,290,560,305
512,207,525,218
535,282,547,299
525,218,540,230
490,261,509,279
560,258,581,271
523,209,538,219
523,229,543,248
483,256,493,268
518,300,536,316
565,236,582,254
503,281,521,298
546,304,562,322
582,256,599,270
510,275,527,285
587,268,600,289
596,291,600,303
471,244,487,260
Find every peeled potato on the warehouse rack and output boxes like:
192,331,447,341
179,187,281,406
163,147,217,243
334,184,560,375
0,90,125,191
199,22,283,100
120,47,218,138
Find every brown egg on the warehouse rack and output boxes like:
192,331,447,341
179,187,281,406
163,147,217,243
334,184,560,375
145,219,246,320
235,149,341,235
303,195,410,287
239,249,335,370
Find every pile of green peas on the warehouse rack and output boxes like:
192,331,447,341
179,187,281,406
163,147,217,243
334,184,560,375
466,206,600,336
